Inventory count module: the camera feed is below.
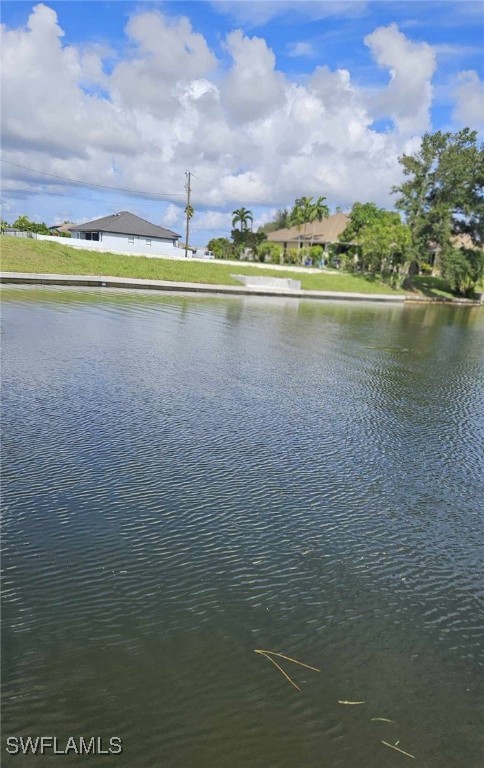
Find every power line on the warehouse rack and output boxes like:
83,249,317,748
0,198,26,217
1,159,270,208
4,160,280,209
1,159,186,198
3,186,182,210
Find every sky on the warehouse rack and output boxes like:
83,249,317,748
1,0,483,244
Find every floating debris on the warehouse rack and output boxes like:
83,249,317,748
371,717,393,723
254,649,320,691
254,650,320,672
381,740,415,759
256,652,301,691
338,700,366,705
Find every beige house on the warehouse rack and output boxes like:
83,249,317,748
48,222,74,235
267,213,350,254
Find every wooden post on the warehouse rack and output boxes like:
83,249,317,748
184,171,191,259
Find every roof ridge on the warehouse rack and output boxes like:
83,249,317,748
70,210,181,238
119,210,166,229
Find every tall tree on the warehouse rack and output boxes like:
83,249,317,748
232,207,253,232
339,202,382,241
12,215,50,234
288,202,307,254
288,196,330,256
289,197,314,255
207,237,235,260
258,207,290,234
231,229,266,259
340,202,410,274
310,195,330,246
392,129,484,292
230,208,265,259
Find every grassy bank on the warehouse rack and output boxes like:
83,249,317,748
0,237,406,295
410,274,483,301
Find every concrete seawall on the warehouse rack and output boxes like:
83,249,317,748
0,272,405,302
1,272,481,305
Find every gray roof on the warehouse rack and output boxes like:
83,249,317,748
70,211,181,239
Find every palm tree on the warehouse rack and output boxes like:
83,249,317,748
289,196,331,262
232,207,253,232
310,195,329,248
288,204,306,257
289,197,315,260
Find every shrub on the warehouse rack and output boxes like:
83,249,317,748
284,248,301,265
309,245,324,260
441,247,484,297
340,251,358,272
257,241,283,263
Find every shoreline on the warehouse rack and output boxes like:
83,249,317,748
1,272,481,305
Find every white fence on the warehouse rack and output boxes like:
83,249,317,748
3,230,33,238
32,234,214,261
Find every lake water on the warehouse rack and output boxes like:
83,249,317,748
1,287,483,767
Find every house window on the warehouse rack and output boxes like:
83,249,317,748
146,238,151,246
85,232,99,241
128,236,134,245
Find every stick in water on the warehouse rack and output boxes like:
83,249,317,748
371,717,393,722
381,741,415,759
254,649,320,672
338,700,366,705
256,651,301,691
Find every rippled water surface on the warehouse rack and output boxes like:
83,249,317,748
2,287,483,767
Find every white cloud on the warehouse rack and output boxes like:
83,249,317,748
1,6,461,241
434,43,482,58
212,1,367,28
309,66,359,115
453,70,484,127
221,30,286,123
110,10,217,115
252,208,278,229
364,23,436,135
162,204,184,228
1,4,139,159
286,41,316,58
192,210,233,232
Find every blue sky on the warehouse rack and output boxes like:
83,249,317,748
1,1,483,242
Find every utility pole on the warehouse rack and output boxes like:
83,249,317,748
184,171,191,259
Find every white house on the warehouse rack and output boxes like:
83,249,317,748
69,211,181,257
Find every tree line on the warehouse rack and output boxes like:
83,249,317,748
208,196,332,267
208,129,483,296
0,215,73,237
2,129,482,296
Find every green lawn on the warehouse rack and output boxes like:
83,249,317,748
410,274,483,301
0,236,406,295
